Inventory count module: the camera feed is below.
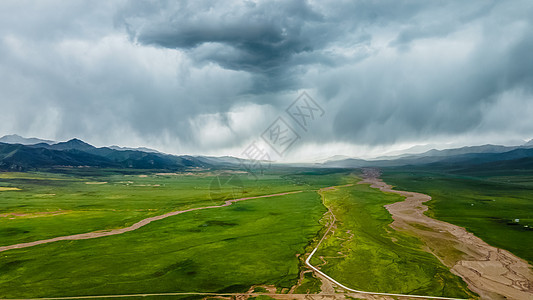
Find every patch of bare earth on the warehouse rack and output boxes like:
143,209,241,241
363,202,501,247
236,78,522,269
0,187,21,191
359,171,533,300
0,210,69,219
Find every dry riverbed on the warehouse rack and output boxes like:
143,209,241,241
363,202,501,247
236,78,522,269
359,171,533,300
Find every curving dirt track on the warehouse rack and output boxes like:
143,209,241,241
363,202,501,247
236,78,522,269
359,171,533,300
0,191,302,253
306,184,464,300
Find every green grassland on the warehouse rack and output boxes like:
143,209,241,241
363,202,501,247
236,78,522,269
311,181,475,298
381,169,533,264
0,169,344,247
0,190,327,298
0,168,482,298
0,169,347,298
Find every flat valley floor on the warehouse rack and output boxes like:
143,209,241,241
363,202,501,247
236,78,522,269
0,168,532,299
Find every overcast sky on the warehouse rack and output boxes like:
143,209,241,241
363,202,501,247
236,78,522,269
1,0,532,161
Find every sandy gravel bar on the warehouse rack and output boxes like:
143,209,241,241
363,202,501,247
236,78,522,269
359,173,533,300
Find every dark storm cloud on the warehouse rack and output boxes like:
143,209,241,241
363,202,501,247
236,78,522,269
120,1,323,74
0,0,532,158
312,0,533,146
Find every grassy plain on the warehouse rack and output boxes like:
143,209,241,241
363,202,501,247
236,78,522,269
381,169,533,264
0,169,340,247
311,180,475,298
0,169,346,298
0,168,482,298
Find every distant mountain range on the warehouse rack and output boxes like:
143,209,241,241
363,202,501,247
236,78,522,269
0,134,161,153
0,134,55,145
107,145,160,153
1,134,533,172
322,141,533,171
0,137,211,171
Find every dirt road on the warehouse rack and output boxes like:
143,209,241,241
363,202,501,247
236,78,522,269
0,191,302,253
359,171,533,300
0,292,454,300
305,184,465,300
